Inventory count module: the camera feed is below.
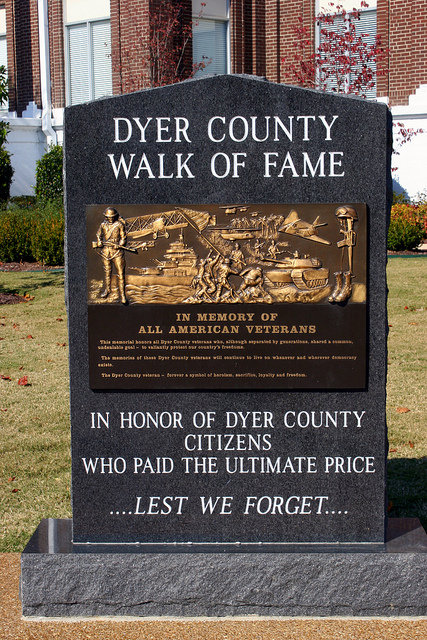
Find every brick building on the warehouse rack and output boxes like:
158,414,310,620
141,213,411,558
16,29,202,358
2,0,427,197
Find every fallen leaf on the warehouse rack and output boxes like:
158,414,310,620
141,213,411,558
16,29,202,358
19,366,23,370
388,324,393,327
396,407,410,413
12,323,19,329
404,306,408,310
8,477,16,482
17,376,28,386
57,343,66,347
24,294,34,300
389,448,397,453
409,441,414,449
409,322,418,326
11,488,19,493
26,335,33,339
56,317,63,322
0,374,11,380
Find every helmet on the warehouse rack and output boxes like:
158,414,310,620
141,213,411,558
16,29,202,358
335,206,358,220
103,207,118,219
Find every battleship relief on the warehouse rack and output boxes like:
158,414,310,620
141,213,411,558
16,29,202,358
87,203,366,306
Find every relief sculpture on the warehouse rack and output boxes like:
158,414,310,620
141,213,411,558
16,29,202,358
92,207,136,305
328,206,358,304
88,203,365,306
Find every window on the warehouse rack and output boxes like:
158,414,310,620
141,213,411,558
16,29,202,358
192,1,229,76
318,7,377,98
66,19,112,105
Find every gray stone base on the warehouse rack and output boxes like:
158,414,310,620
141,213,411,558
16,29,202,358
21,518,427,617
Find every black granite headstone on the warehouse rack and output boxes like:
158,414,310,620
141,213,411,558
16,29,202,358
63,75,390,545
25,76,424,620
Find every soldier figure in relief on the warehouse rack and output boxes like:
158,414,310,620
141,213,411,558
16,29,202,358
229,242,246,269
96,207,128,304
214,258,239,302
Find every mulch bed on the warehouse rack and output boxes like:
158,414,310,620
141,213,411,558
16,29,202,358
0,292,28,305
0,261,64,305
388,250,427,255
0,261,63,272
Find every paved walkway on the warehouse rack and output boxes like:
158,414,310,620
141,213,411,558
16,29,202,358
2,554,427,640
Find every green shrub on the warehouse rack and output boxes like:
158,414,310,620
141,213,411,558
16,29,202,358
0,201,64,265
35,144,63,205
30,201,64,266
0,209,33,262
392,190,409,205
388,204,425,251
9,195,36,209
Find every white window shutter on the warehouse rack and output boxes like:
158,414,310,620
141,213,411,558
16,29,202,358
354,10,377,99
69,24,90,105
91,20,112,100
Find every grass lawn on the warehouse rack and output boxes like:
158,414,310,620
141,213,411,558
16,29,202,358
0,271,71,552
0,259,426,552
386,257,427,525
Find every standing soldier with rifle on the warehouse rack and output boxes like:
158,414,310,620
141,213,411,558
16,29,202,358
94,207,133,305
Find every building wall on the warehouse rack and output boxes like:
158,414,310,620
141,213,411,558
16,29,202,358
6,0,427,114
49,0,65,110
230,0,315,81
2,0,427,197
110,0,192,95
378,0,427,107
6,118,48,196
110,0,150,95
388,85,427,199
5,0,42,116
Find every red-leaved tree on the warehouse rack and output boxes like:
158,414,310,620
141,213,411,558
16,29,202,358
283,2,387,98
282,2,423,159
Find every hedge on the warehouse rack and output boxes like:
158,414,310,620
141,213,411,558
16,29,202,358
0,200,64,265
388,204,426,252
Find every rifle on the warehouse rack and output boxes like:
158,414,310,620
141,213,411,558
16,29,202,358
92,241,138,254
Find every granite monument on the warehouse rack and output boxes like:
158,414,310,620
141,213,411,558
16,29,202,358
20,75,427,617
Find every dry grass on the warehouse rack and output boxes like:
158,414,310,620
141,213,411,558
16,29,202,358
0,260,426,551
0,272,71,551
386,257,427,526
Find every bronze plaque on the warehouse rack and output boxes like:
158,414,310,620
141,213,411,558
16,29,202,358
87,203,367,390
